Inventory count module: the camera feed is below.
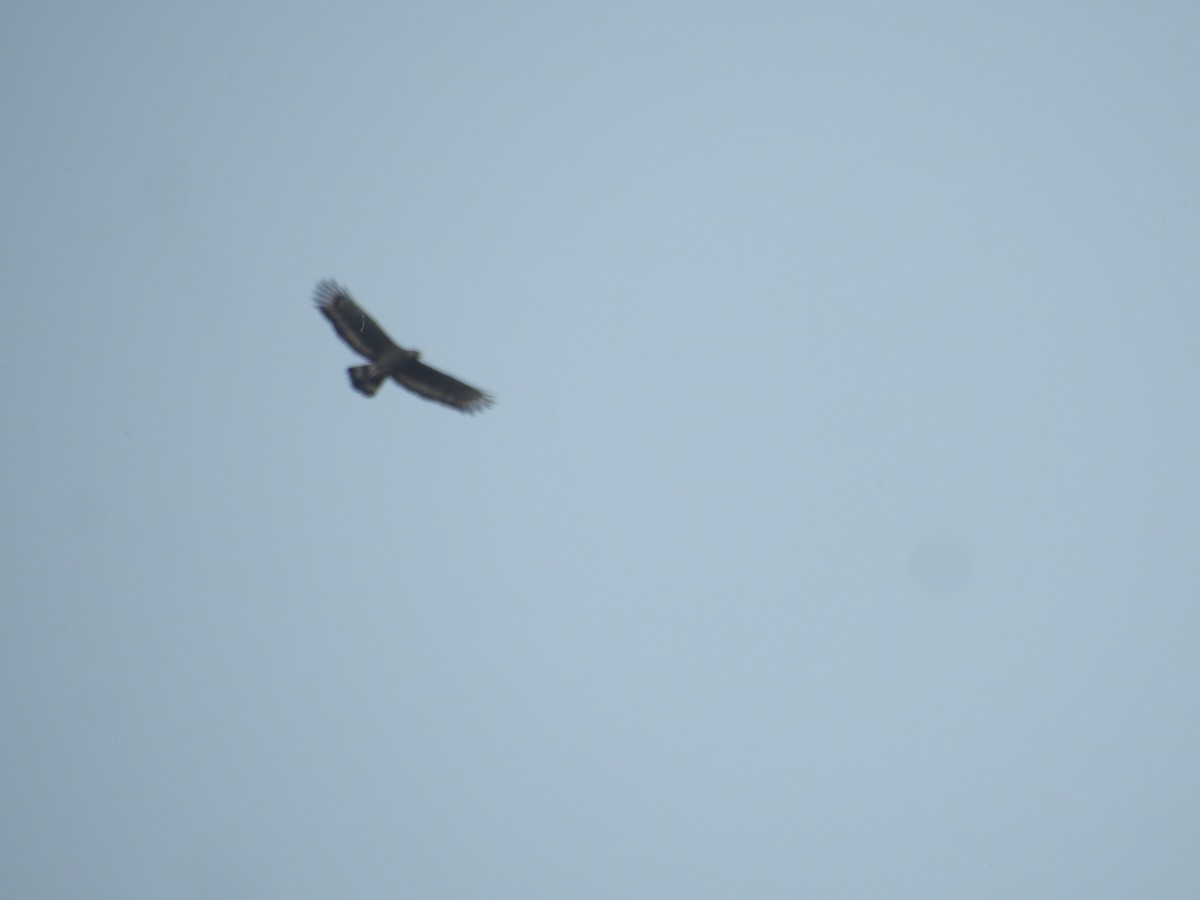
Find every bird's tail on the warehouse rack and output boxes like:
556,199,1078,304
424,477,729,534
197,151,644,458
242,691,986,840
348,365,386,397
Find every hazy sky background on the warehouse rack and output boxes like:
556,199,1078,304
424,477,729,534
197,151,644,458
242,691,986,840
3,2,1198,897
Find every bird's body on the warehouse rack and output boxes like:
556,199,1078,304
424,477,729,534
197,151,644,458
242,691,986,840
314,280,494,414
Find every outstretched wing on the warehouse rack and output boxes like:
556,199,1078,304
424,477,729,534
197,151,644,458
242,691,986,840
314,280,398,361
393,359,495,415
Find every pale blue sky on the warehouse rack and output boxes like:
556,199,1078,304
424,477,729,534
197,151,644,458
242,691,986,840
3,2,1199,897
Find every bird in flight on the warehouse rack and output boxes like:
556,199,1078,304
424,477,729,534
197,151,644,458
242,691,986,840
314,279,494,414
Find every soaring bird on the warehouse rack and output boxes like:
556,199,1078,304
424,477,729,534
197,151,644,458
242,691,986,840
314,280,494,414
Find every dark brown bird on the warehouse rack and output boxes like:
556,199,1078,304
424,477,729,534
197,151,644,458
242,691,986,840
315,280,494,414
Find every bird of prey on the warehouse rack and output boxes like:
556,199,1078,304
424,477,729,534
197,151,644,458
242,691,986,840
314,280,494,414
